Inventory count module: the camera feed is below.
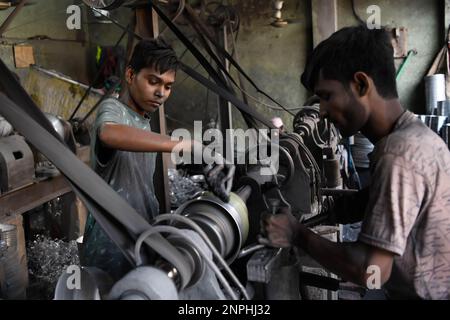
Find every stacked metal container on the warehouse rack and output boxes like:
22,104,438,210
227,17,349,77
0,224,27,299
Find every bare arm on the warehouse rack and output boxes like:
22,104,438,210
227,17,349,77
263,211,395,287
98,122,193,153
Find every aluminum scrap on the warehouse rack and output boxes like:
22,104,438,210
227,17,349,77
168,168,205,208
26,235,79,298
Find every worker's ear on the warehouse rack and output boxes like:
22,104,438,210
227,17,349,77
353,72,370,97
125,66,134,84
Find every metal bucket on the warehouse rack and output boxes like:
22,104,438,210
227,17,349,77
0,223,26,299
0,224,17,250
425,74,446,115
437,100,450,117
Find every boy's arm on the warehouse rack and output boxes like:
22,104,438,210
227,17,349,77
99,122,234,202
98,122,192,153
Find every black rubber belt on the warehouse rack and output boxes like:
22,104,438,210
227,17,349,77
147,0,276,129
181,63,275,129
0,60,193,288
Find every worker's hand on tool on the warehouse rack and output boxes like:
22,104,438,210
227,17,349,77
203,146,235,203
259,207,300,248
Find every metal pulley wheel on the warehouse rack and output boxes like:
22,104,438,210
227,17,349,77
174,191,249,264
241,143,295,188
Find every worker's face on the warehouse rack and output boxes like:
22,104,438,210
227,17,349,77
126,66,176,114
314,72,369,138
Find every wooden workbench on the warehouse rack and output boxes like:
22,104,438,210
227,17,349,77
0,146,89,218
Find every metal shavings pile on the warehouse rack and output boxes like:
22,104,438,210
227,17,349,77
26,235,80,299
168,169,205,208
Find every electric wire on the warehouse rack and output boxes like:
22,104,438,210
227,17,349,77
289,133,322,207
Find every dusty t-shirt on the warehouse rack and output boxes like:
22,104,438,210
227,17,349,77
81,97,159,280
359,110,450,299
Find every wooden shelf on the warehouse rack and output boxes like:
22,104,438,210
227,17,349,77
0,146,90,218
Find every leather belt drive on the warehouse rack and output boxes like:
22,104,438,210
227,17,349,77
0,59,193,289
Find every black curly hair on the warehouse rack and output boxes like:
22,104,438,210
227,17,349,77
301,25,398,99
128,38,179,74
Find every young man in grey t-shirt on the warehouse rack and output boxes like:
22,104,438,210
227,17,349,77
262,26,450,299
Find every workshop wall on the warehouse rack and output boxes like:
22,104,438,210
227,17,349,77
0,0,89,84
165,0,442,131
337,0,442,114
0,1,442,127
84,2,309,132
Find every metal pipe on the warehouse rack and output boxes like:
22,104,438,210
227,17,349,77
321,188,359,196
236,185,252,202
69,24,129,120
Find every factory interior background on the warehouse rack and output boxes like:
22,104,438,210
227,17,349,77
0,0,449,301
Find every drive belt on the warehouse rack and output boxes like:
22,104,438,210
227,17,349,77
180,63,275,129
148,0,276,129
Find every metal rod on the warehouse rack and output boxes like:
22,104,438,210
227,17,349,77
298,271,341,291
321,188,359,196
396,49,417,80
302,213,329,228
236,185,252,202
237,244,265,259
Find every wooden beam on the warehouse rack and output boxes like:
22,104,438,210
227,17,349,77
311,0,338,48
445,0,450,35
0,175,72,217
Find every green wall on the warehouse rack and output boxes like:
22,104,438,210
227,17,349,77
0,0,90,84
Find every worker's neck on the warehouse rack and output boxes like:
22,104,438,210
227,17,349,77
361,97,404,145
119,90,145,117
